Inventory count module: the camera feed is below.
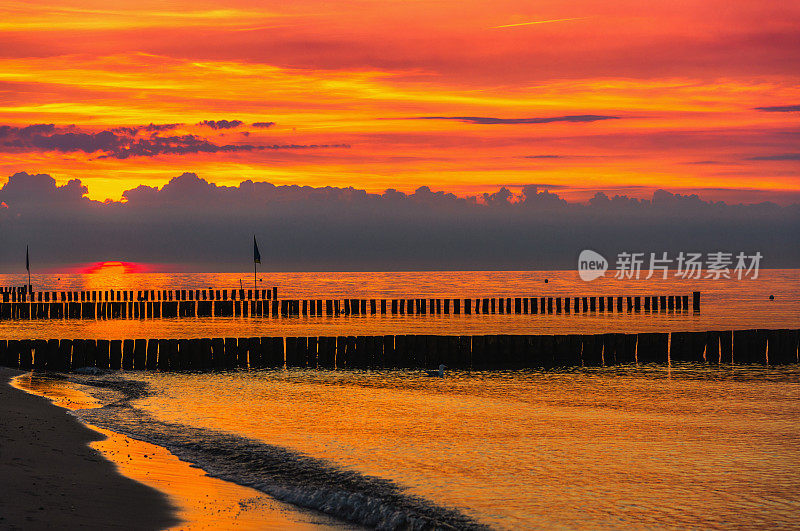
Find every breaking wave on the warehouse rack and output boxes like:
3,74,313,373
70,374,488,530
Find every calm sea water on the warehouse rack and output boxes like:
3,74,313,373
0,269,797,339
7,270,800,528
62,366,800,529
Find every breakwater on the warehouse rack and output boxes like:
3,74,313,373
1,329,796,371
0,289,701,320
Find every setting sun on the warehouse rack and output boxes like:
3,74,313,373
80,261,146,275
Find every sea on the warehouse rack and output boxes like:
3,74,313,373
3,270,800,529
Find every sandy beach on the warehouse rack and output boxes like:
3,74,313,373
0,367,178,530
2,368,349,530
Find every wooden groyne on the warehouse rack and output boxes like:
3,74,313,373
0,290,701,320
0,329,796,372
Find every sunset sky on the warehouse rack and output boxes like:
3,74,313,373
1,0,799,204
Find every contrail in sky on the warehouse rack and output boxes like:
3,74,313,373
492,17,588,29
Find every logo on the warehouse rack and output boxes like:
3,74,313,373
578,250,608,281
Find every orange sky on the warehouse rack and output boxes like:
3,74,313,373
1,0,798,203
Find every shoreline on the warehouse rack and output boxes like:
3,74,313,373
0,367,178,530
3,369,347,530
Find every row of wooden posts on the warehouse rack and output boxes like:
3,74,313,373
1,286,278,303
0,329,796,372
0,292,701,320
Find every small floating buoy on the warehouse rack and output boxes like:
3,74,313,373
769,295,774,300
544,279,549,283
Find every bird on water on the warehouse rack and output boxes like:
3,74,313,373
426,364,447,377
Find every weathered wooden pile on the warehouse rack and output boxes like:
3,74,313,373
0,288,701,319
0,329,796,372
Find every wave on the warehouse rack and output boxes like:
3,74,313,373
70,374,488,530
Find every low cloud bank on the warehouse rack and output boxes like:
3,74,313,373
1,172,797,271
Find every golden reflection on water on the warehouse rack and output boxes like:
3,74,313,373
13,374,345,530
12,372,100,410
0,270,798,339
128,366,800,529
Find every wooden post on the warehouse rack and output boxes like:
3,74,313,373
109,340,122,370
122,339,134,370
96,339,110,369
133,339,146,369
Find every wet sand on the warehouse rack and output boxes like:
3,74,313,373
0,367,178,530
4,369,348,530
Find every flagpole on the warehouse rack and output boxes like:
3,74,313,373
253,235,262,291
26,245,31,293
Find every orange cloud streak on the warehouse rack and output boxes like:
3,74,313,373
0,0,798,203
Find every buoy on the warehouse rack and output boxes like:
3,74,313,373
544,279,549,283
769,294,774,300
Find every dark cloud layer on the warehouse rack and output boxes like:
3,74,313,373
197,120,244,129
251,122,276,128
412,115,620,125
0,124,347,159
1,172,797,271
754,105,800,112
111,123,183,135
747,153,800,161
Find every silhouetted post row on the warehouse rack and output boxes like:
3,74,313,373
0,288,700,321
0,328,795,373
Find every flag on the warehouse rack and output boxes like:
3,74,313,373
26,245,29,272
253,236,261,264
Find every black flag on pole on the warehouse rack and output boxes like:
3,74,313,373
253,236,261,264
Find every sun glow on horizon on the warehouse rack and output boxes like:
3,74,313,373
80,261,148,275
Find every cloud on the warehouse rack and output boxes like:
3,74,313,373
251,122,276,128
754,105,800,112
411,115,620,125
197,120,244,129
0,123,348,159
1,172,797,271
0,125,121,153
111,123,183,135
497,183,570,190
523,155,564,159
747,153,800,160
98,137,349,159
